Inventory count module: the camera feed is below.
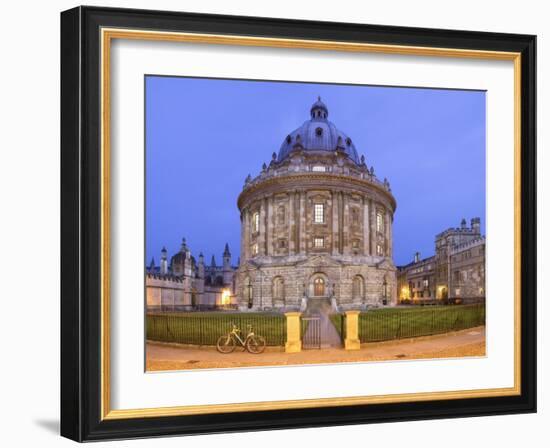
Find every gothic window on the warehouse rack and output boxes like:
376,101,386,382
314,203,325,224
352,275,364,299
252,212,260,233
376,211,384,233
376,243,384,256
314,237,324,248
272,276,284,301
277,205,286,225
313,277,325,297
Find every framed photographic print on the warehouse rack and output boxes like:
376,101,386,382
60,6,536,441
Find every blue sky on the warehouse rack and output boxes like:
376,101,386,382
145,76,485,267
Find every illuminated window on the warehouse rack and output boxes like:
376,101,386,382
376,212,384,233
376,244,384,256
251,243,259,256
312,165,326,172
314,203,325,223
252,212,260,233
314,237,324,248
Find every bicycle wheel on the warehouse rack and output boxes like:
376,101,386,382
246,335,266,354
216,335,236,353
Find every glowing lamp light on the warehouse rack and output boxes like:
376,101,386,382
221,289,231,305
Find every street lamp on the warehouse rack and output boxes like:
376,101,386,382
382,279,388,306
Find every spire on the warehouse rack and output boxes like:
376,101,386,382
180,237,187,252
148,257,155,270
210,255,216,267
223,243,231,257
161,246,167,260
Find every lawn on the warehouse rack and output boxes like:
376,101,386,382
358,304,485,342
146,312,286,346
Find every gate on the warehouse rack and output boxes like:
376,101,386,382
302,316,321,349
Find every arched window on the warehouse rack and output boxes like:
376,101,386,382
272,276,285,301
352,275,364,300
313,277,325,297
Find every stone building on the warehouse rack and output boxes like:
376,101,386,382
397,218,485,304
236,98,397,311
145,239,238,311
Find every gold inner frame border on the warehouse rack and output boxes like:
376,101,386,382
100,27,522,420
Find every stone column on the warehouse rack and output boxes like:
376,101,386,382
299,191,306,253
386,209,393,258
344,310,361,350
285,312,302,353
259,199,266,255
343,192,350,255
263,197,269,255
240,211,247,264
363,196,370,256
294,191,300,253
338,191,344,254
288,192,295,254
369,199,376,256
266,196,273,256
332,190,339,255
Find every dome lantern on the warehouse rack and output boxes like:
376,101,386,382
310,96,328,119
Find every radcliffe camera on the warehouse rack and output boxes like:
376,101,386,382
144,79,486,370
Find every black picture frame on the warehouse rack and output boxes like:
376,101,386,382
61,5,536,442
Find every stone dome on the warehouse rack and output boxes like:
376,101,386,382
277,97,360,164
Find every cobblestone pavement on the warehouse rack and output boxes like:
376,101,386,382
146,326,485,371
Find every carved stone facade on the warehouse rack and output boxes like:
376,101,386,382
146,240,238,311
236,98,397,311
397,218,485,304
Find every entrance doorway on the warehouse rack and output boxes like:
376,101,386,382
313,277,325,297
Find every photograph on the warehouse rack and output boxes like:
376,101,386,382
144,76,487,371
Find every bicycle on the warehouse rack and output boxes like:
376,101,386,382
216,323,266,354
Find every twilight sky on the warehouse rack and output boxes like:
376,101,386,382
145,76,486,267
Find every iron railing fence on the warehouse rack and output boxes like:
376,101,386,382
147,312,286,346
359,304,485,343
